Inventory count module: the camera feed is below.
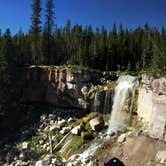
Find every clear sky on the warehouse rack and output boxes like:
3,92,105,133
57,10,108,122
0,0,165,34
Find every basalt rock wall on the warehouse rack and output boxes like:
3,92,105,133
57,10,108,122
21,66,102,110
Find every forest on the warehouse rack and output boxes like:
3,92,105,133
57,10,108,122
0,0,165,114
0,1,166,165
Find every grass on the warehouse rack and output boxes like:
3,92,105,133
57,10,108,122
26,129,63,156
60,137,84,159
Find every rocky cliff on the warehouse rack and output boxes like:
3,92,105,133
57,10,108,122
22,66,116,111
22,66,166,141
137,75,166,141
22,66,101,109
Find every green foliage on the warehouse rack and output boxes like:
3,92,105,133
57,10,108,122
64,138,84,152
29,137,47,155
52,130,64,144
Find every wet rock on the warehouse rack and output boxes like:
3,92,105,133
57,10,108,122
89,116,105,131
117,133,127,144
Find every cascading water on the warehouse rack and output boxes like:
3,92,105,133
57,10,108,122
93,92,101,112
107,75,138,134
67,75,138,166
103,90,112,114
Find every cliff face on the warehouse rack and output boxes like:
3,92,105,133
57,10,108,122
22,67,166,141
22,66,102,110
137,75,166,141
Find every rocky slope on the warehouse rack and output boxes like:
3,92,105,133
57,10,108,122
0,67,166,166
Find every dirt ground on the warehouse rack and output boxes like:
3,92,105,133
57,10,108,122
98,135,166,166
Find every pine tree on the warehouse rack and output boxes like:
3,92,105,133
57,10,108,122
0,29,16,114
43,0,55,64
30,0,42,65
64,20,71,62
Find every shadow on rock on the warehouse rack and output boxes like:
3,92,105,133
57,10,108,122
104,157,125,166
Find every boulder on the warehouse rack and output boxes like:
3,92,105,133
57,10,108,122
68,117,75,123
60,127,71,135
71,126,82,135
35,160,50,166
89,116,105,131
49,125,60,132
19,150,39,161
57,119,67,129
35,155,64,166
22,142,29,150
117,133,126,144
81,131,94,140
155,151,166,164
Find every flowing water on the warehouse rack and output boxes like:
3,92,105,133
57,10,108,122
66,75,138,165
107,75,138,134
93,92,101,112
103,90,112,114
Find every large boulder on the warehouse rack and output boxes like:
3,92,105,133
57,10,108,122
89,116,105,131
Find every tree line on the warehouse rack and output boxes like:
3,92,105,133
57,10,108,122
0,0,166,73
0,0,165,118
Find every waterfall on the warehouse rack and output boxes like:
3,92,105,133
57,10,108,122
93,92,101,112
67,75,138,165
93,90,111,114
103,90,112,114
107,75,138,134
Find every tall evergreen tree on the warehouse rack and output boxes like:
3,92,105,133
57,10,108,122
43,0,55,64
30,0,42,65
0,29,16,114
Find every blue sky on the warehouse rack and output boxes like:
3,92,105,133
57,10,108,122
0,0,165,34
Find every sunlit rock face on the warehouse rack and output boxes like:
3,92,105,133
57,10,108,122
137,75,166,141
22,66,101,110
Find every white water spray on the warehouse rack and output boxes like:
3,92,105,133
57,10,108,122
107,75,138,134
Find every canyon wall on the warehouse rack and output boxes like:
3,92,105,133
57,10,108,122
22,66,166,141
137,75,166,141
22,66,103,110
